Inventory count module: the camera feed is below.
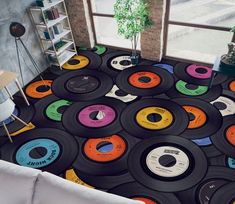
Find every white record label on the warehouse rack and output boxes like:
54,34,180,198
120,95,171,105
146,146,190,178
111,56,132,70
211,96,235,116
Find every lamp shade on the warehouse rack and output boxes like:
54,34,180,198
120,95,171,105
9,22,25,38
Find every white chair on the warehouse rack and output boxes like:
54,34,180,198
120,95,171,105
0,98,29,143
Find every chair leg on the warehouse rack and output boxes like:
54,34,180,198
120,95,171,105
2,122,13,143
11,114,30,127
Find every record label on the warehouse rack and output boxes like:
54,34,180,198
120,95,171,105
46,100,72,121
26,80,52,98
229,80,235,92
153,63,174,74
132,197,156,204
111,56,132,70
66,75,100,94
128,71,161,89
63,55,90,70
15,138,60,168
146,146,190,178
78,105,116,128
175,80,208,96
186,65,212,79
183,105,207,129
83,135,126,162
226,125,235,146
228,157,235,169
136,107,173,130
211,96,235,116
192,137,212,146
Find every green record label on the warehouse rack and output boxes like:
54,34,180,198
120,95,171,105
94,45,106,55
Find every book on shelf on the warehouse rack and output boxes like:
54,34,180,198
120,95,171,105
53,23,63,34
46,8,59,20
44,27,55,39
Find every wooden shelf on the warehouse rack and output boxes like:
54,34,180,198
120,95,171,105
30,0,64,11
45,39,74,55
36,14,67,28
41,29,71,43
50,50,76,66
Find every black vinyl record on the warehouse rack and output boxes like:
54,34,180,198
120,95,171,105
109,182,181,204
62,97,126,137
210,182,235,204
0,128,78,175
52,69,113,101
177,166,235,204
72,131,138,176
100,51,153,78
49,50,102,76
0,97,34,137
209,154,235,170
120,98,189,138
172,98,223,139
32,94,73,129
116,65,174,96
174,63,227,86
66,169,135,190
128,136,208,192
211,115,235,158
166,80,222,102
222,77,235,92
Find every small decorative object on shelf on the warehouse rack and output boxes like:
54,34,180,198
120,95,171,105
29,0,77,69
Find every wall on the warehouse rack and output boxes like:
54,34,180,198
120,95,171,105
0,0,48,96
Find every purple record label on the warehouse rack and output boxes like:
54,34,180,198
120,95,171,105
186,64,212,79
78,104,116,127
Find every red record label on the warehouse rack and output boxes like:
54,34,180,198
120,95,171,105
229,81,235,92
132,197,157,204
226,125,235,146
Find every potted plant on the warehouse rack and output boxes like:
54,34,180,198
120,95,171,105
114,0,152,65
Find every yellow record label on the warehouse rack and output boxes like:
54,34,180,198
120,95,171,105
65,169,94,188
10,123,35,137
136,107,173,130
63,55,90,70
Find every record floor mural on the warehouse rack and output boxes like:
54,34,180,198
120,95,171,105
1,46,235,204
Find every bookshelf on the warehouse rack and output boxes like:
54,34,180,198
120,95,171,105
29,0,77,69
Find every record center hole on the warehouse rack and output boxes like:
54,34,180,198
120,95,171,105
29,147,47,159
147,113,162,123
185,84,198,90
96,141,113,153
138,76,151,83
36,85,51,92
120,60,131,66
213,102,227,110
89,111,105,120
57,105,68,114
195,67,207,74
115,89,128,97
159,154,177,167
188,112,196,121
68,59,80,65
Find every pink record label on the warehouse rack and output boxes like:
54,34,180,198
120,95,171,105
78,105,116,127
186,64,212,79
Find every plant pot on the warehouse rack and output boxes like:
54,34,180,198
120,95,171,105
130,55,139,65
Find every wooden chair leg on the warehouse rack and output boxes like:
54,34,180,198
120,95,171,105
11,114,30,127
2,122,13,143
15,78,30,106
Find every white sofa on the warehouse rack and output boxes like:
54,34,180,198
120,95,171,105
0,160,143,204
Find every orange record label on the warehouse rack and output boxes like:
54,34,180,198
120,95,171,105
229,81,235,92
84,135,126,162
132,197,157,204
26,80,52,99
128,71,161,89
183,105,207,129
226,125,235,146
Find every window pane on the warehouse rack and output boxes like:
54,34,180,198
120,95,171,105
90,0,115,14
170,0,235,27
93,16,141,50
166,24,233,63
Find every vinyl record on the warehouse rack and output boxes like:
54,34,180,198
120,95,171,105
116,65,174,96
72,131,138,176
192,137,222,158
153,63,174,74
211,115,235,157
0,97,34,137
209,155,235,170
0,128,78,175
177,166,235,204
174,63,227,85
109,182,181,204
120,98,189,138
25,80,53,99
128,136,207,192
78,45,110,55
222,77,235,92
211,96,235,116
66,169,135,190
172,98,223,139
32,94,73,129
166,80,222,102
105,85,139,103
62,97,126,137
100,51,152,77
210,182,235,204
52,69,113,101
